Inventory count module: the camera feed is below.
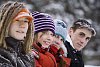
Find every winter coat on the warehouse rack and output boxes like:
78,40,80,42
32,43,57,67
64,41,84,67
49,45,71,67
0,37,34,67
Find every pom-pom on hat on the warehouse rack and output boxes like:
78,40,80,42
54,19,67,41
32,11,55,34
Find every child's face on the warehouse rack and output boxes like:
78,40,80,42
37,31,54,48
53,34,64,49
9,17,29,40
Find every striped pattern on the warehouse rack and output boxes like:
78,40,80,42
32,11,55,33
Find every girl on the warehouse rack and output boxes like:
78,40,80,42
32,11,57,67
49,19,71,67
0,1,34,67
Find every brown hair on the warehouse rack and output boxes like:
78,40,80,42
71,19,96,36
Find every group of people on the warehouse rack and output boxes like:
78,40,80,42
0,1,96,67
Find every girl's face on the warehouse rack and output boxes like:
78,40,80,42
9,17,29,40
37,31,54,48
53,34,64,49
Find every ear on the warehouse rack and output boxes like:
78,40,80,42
68,28,73,35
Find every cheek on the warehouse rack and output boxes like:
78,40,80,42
37,37,41,43
9,25,15,36
51,36,54,42
26,24,28,29
84,41,88,46
37,36,44,43
71,35,77,41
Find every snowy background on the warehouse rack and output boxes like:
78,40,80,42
0,0,100,66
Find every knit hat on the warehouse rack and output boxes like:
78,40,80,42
32,11,55,34
54,19,67,41
14,8,33,23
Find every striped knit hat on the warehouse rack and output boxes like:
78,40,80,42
32,11,55,34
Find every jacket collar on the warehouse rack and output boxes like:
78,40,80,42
66,34,75,49
5,37,24,54
33,42,48,53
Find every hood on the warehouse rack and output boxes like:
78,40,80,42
0,1,34,54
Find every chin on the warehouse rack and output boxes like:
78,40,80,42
14,37,24,40
77,49,81,51
42,46,49,49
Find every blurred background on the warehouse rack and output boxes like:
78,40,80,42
0,0,100,66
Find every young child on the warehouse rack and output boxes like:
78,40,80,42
0,1,34,67
49,19,71,67
32,11,57,67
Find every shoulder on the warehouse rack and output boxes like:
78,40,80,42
0,47,16,57
0,48,16,67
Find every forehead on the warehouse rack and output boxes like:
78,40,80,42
16,17,29,20
46,30,53,34
42,30,53,34
55,34,63,38
74,28,92,37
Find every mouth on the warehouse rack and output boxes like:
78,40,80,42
16,31,24,33
77,43,83,47
54,42,59,45
44,41,50,45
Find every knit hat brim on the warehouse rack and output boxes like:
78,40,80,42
14,12,33,23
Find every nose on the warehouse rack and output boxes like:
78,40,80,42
80,38,86,44
47,35,53,42
19,21,26,28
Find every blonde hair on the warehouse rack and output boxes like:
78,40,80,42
0,1,34,54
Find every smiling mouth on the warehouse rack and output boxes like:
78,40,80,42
16,31,24,33
44,41,50,45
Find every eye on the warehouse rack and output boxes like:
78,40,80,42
86,37,91,41
54,35,58,38
61,39,64,42
23,19,29,23
79,32,85,37
51,33,55,37
14,20,19,22
23,20,29,23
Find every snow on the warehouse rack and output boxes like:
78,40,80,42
85,65,100,67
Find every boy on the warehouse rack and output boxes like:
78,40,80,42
65,19,96,67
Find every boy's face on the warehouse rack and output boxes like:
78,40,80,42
37,31,54,48
9,17,29,40
53,34,64,49
69,28,92,51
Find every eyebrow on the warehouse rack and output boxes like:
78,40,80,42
79,32,85,36
79,32,91,39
